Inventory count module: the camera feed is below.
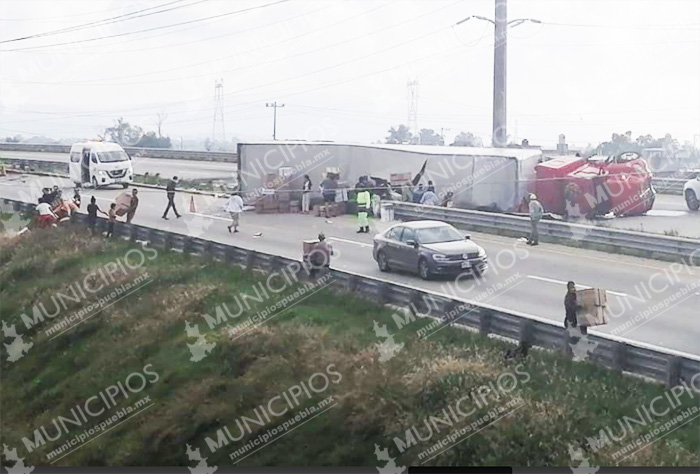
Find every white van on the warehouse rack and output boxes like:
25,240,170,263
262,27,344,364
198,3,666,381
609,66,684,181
69,141,134,188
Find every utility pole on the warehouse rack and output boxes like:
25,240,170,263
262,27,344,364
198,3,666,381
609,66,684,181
456,2,540,148
407,78,419,142
266,101,285,140
492,0,507,148
440,127,451,145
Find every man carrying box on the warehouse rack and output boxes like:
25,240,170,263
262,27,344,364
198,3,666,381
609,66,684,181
565,282,609,336
564,281,587,335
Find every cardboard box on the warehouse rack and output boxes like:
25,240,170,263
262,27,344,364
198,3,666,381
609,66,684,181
114,192,131,216
577,288,608,327
390,172,412,185
303,239,319,256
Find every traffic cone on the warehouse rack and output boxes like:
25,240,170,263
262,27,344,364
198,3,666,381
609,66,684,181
189,196,196,213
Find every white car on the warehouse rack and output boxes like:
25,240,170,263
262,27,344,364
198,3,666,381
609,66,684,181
684,176,700,211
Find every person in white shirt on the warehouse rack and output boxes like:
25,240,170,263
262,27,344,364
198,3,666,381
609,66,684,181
36,199,58,228
224,192,244,233
302,175,312,214
420,190,440,206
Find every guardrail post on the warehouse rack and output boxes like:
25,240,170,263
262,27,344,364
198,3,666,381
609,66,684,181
409,290,425,318
563,328,573,359
379,282,391,304
269,255,281,272
611,342,626,373
245,250,256,272
519,320,533,347
347,275,359,294
665,356,682,388
479,310,491,336
442,300,458,323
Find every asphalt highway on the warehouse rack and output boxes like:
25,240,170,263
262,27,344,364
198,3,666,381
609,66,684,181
0,150,237,182
4,151,698,237
1,174,698,357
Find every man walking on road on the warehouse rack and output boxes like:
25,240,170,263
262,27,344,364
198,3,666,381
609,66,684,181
126,188,139,224
162,176,181,220
564,281,587,335
225,192,244,233
527,193,543,246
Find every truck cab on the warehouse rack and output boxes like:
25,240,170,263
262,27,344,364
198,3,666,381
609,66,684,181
69,141,133,188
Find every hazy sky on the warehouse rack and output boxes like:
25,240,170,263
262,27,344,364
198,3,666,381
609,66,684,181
1,0,699,148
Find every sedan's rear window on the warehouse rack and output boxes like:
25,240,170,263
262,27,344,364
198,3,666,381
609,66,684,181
416,226,463,244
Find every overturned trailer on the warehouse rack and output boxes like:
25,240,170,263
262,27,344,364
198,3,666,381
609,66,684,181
237,142,541,212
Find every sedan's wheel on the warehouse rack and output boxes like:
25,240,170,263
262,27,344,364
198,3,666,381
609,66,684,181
377,251,390,272
418,259,431,280
686,190,700,211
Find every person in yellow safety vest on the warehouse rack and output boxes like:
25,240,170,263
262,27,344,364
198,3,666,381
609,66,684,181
356,187,371,233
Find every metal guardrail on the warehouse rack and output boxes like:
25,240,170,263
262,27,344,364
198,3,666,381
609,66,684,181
652,177,687,195
391,202,699,265
1,158,68,174
0,143,238,163
2,197,698,389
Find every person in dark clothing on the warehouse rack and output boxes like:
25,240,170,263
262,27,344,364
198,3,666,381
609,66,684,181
564,281,587,335
427,180,435,193
320,174,337,218
73,188,81,208
41,188,52,204
126,188,139,223
412,183,424,203
86,196,106,235
162,176,181,219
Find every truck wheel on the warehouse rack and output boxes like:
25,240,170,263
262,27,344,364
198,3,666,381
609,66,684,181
686,189,700,211
122,183,129,189
92,177,99,189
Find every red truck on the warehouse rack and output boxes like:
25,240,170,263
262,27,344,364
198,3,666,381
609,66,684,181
535,152,655,219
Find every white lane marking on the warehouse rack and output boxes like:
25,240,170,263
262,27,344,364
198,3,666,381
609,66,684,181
646,210,687,217
526,275,629,297
328,236,373,248
189,211,229,222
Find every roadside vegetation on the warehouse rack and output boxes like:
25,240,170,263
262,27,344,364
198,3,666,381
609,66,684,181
1,227,698,468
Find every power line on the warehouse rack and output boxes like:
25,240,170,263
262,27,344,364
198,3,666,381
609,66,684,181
0,3,142,22
539,20,700,30
0,0,198,44
0,0,291,52
1,30,491,127
2,0,457,87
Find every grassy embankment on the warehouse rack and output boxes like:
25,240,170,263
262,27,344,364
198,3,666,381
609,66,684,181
1,226,698,467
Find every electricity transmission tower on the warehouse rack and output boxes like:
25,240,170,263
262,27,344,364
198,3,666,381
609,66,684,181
212,79,226,146
407,78,419,143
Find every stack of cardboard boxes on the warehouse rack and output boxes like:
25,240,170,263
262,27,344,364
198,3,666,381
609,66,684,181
255,170,301,214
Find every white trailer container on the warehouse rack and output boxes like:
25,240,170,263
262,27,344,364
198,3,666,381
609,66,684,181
237,142,541,211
